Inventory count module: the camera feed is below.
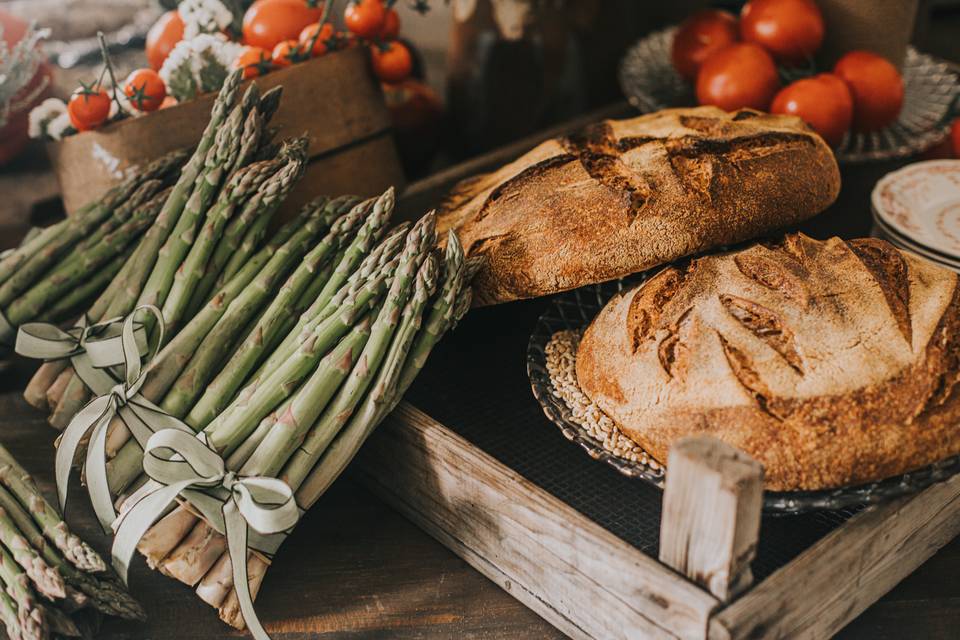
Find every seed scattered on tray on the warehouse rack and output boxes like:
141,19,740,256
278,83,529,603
545,329,658,469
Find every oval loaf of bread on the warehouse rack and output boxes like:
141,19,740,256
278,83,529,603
576,234,960,491
438,106,841,306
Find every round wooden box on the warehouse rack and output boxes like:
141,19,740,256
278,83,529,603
47,46,405,220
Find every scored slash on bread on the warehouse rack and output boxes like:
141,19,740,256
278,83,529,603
576,234,960,492
437,106,841,307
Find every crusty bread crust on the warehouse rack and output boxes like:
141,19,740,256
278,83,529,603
438,106,841,306
576,234,960,491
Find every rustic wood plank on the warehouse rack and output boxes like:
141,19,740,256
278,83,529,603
709,474,960,640
355,402,720,640
659,438,763,602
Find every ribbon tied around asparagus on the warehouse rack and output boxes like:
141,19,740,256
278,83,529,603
48,305,195,529
15,313,150,395
113,428,299,640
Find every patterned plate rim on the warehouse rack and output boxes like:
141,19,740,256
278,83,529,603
617,27,960,165
527,279,960,514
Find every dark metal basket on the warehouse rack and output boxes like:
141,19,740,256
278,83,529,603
527,278,960,514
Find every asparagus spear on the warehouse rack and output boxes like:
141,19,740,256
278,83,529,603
294,254,440,502
158,160,316,420
185,159,284,313
0,545,47,640
249,192,395,383
184,196,365,429
0,586,22,640
159,154,283,337
280,214,435,488
396,231,466,392
6,200,158,326
0,504,65,600
0,484,143,620
240,312,377,476
35,247,130,323
202,268,390,455
0,447,104,573
135,71,243,317
0,147,187,290
104,210,331,493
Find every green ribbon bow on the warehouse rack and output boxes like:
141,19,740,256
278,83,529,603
113,429,299,640
16,313,150,396
51,306,194,529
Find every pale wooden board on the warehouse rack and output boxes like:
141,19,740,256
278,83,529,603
355,402,720,640
709,473,960,640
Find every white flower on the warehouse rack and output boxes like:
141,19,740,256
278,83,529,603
28,97,66,139
46,111,72,141
159,33,244,102
180,0,234,39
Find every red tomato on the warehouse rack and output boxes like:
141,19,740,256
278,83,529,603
298,22,334,55
234,46,274,79
271,39,305,66
740,0,824,65
370,41,412,83
379,8,400,40
696,43,779,111
243,0,323,50
146,10,185,71
951,119,960,158
833,51,904,132
770,73,853,146
345,0,387,40
671,10,739,82
68,88,111,131
124,68,166,112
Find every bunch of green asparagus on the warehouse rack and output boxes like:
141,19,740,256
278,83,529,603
0,445,143,640
0,149,187,353
24,69,307,430
102,200,474,630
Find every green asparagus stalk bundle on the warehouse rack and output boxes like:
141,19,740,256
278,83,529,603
0,444,143,640
0,149,187,364
26,74,297,431
120,209,477,632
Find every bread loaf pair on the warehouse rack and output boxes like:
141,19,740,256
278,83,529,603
576,234,960,491
438,106,841,306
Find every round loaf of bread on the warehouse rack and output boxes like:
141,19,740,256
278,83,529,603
576,234,960,491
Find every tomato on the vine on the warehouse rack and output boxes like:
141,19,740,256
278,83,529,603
146,10,184,71
124,68,166,112
833,51,904,132
345,0,387,40
243,0,323,50
695,43,779,111
299,21,335,55
771,73,852,147
272,39,306,66
234,46,274,79
670,10,739,81
379,8,400,40
740,0,823,65
68,87,111,131
370,41,413,83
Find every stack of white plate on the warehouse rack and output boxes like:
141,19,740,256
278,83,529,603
871,160,960,273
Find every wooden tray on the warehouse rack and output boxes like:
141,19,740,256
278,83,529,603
354,107,960,640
